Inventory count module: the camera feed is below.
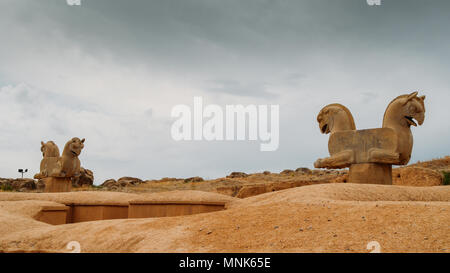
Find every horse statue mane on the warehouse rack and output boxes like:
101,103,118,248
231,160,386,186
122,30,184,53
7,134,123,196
34,137,85,179
317,103,356,134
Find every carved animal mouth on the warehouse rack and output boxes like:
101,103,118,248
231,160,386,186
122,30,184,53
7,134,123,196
71,150,78,156
321,124,330,134
405,116,417,127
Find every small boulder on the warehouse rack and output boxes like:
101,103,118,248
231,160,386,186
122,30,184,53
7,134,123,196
227,172,249,178
101,179,119,189
12,178,36,191
72,168,94,187
280,169,294,175
295,167,312,175
184,176,204,183
160,177,178,182
117,176,143,186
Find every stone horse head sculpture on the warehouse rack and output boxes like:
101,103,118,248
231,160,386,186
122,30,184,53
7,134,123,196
34,141,60,179
314,104,356,169
40,141,60,157
34,137,85,179
381,91,425,165
317,103,356,134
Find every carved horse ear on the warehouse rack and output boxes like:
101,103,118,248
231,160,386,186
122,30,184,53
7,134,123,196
81,138,85,143
41,141,44,146
403,91,418,105
419,95,426,101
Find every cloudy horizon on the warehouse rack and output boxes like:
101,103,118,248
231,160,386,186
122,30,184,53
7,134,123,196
1,0,449,184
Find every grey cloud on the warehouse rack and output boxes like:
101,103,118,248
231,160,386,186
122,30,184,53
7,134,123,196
0,0,449,183
205,79,275,98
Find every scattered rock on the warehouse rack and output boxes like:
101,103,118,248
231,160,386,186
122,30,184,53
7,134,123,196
295,167,312,175
227,172,248,178
160,177,178,182
184,176,204,183
72,168,94,187
280,169,294,175
12,179,36,192
118,176,143,186
101,179,119,190
263,171,271,175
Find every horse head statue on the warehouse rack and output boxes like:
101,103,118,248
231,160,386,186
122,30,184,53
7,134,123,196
62,137,85,157
317,103,356,134
35,137,86,179
383,91,425,129
382,91,425,165
314,104,356,169
40,141,60,158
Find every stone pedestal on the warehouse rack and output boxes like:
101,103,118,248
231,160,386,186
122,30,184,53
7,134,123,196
43,177,72,192
349,163,392,185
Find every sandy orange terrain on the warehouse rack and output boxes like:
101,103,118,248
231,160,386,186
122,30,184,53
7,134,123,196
0,183,448,253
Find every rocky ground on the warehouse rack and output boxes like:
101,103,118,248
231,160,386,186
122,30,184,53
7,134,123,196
81,156,450,198
0,157,448,253
1,157,448,198
0,168,94,192
0,184,448,253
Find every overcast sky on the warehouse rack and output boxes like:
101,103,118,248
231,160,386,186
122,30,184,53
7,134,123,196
0,0,449,184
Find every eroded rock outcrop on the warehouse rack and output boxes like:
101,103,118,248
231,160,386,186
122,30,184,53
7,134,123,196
184,176,204,183
226,172,248,178
100,176,143,190
72,168,94,187
0,178,37,192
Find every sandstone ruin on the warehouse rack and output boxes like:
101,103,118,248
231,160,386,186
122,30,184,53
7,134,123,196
314,92,426,184
34,137,85,192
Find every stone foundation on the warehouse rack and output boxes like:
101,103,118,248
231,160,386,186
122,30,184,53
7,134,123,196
43,177,72,193
128,201,226,218
349,163,392,185
67,204,129,223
